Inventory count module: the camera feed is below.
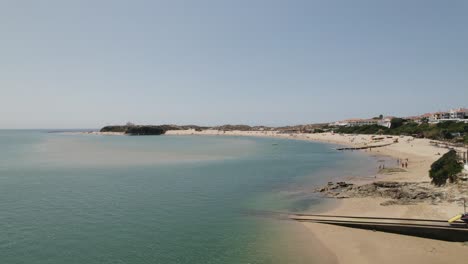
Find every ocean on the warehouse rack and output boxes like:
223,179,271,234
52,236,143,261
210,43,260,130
0,130,379,264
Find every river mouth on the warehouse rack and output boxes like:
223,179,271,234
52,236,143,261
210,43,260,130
0,131,379,264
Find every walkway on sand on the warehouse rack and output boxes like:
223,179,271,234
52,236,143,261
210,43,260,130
336,142,395,151
289,214,468,242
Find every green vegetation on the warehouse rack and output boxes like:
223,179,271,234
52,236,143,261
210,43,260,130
100,124,211,135
390,118,405,129
125,126,165,135
100,126,128,133
429,150,463,186
335,124,387,134
100,125,166,135
334,119,468,144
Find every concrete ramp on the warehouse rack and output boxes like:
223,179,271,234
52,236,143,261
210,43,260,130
290,214,468,242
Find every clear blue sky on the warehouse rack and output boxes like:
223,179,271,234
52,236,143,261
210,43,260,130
1,0,467,128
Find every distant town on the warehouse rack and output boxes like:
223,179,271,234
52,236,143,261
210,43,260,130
331,107,468,128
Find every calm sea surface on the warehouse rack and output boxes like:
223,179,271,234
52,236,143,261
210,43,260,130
0,130,379,264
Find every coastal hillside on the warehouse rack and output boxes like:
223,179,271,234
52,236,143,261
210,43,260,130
195,124,328,133
99,123,328,135
99,124,210,135
100,125,166,135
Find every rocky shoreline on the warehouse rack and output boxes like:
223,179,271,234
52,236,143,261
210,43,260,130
315,180,467,206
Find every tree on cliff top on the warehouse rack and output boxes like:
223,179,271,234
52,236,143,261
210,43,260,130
429,150,463,186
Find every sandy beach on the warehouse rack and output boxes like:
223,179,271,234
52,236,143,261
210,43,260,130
167,129,468,263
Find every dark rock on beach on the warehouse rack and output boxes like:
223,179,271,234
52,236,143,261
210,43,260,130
315,181,449,205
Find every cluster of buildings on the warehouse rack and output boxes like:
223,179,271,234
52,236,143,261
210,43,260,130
407,108,468,124
330,117,393,128
330,107,468,128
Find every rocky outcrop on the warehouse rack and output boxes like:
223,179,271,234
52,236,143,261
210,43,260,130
315,181,450,206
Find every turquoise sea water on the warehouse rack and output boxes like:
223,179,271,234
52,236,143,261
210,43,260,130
0,131,379,264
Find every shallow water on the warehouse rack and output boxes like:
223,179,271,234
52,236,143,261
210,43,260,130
0,131,378,263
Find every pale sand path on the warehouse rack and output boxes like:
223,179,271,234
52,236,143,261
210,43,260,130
166,130,468,263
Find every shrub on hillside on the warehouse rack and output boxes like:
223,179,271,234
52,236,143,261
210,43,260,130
335,125,388,134
125,126,165,135
390,118,405,129
334,121,467,142
429,150,463,186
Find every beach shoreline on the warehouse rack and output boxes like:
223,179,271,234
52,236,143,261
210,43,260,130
166,129,468,263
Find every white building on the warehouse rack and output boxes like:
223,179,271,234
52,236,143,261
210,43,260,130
330,121,350,127
331,118,391,128
449,108,468,119
378,117,392,128
345,119,378,126
429,108,468,123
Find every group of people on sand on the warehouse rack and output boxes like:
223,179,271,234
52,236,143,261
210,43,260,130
397,158,409,168
378,158,409,170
